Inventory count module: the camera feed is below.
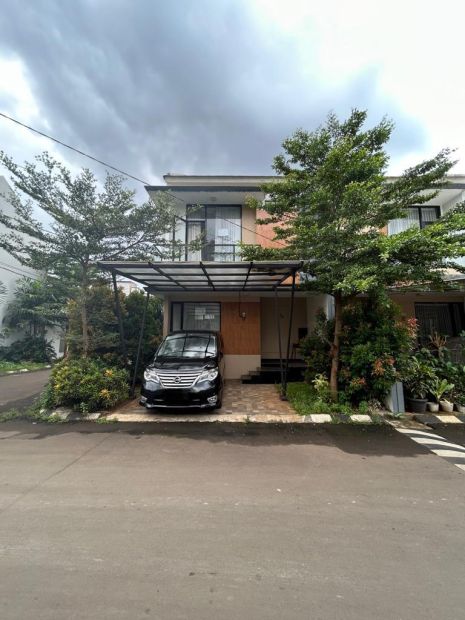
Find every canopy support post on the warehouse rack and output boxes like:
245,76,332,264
274,287,284,397
130,291,150,398
282,270,297,400
112,271,127,361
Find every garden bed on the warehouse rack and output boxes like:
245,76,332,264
0,361,52,375
284,382,385,424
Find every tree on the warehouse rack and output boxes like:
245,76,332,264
242,109,465,398
2,276,67,338
67,284,163,369
0,152,174,356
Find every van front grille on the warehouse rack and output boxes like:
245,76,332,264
157,371,201,389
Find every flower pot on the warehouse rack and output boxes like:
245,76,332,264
427,402,439,413
455,404,465,414
439,400,454,413
406,397,428,413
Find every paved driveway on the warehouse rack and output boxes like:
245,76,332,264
0,421,464,619
0,369,51,412
111,380,297,422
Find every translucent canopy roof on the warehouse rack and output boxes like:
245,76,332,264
98,260,303,292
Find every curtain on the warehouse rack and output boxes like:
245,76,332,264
421,208,439,226
387,208,420,235
183,302,220,331
206,206,241,261
186,222,203,261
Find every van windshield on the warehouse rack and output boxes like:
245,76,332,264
157,334,217,359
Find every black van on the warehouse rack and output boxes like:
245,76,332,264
140,331,225,410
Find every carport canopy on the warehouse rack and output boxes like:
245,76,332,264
98,259,303,401
98,260,303,292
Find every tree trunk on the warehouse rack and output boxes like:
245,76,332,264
329,293,343,401
80,269,89,357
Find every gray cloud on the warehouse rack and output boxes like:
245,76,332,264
0,0,426,191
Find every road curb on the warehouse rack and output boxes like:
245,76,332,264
0,366,52,378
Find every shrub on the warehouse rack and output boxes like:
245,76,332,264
299,310,333,380
339,294,417,404
0,335,56,363
45,357,129,412
66,285,163,374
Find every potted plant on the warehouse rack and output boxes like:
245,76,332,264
429,377,454,413
454,391,465,414
401,356,436,413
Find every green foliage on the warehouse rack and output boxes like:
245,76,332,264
410,348,465,404
429,377,454,402
0,335,56,363
0,152,174,355
400,355,437,400
311,373,331,401
66,285,163,371
45,358,129,412
241,109,464,397
301,295,416,404
67,281,119,358
2,276,66,338
0,360,49,373
338,294,416,403
299,310,333,379
242,109,462,295
285,382,371,417
123,290,163,370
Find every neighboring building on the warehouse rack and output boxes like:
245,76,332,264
101,174,465,380
0,176,63,354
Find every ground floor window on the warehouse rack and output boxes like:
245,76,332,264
171,302,221,332
414,302,465,339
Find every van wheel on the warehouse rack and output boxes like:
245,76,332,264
215,400,222,409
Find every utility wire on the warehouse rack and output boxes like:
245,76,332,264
0,262,42,282
0,111,287,248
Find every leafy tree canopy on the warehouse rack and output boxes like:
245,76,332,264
241,109,465,396
0,152,175,354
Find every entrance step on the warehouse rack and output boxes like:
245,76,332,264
241,359,305,384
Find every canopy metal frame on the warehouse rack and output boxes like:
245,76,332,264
100,260,303,399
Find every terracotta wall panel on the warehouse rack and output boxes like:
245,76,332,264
221,302,260,355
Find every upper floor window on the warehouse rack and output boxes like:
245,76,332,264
186,204,241,261
387,206,440,235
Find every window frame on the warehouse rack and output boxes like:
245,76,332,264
388,205,441,235
185,204,242,261
170,301,221,332
414,301,465,339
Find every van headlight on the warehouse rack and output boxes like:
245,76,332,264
196,368,219,384
144,368,161,384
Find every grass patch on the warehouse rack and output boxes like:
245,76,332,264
284,382,379,420
96,416,118,424
0,361,50,374
0,409,22,422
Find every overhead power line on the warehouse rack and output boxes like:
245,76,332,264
0,111,287,248
0,261,41,282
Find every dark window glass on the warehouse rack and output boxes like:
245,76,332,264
415,302,465,338
158,333,217,358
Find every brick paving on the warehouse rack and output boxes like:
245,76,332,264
220,381,295,415
106,380,301,423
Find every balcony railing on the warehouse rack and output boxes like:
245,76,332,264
161,243,242,262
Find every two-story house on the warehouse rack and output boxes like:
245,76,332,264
100,174,465,382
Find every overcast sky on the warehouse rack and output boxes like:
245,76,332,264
0,0,464,196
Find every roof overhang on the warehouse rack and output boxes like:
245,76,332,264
98,260,303,293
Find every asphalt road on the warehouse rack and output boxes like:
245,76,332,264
0,369,51,412
0,422,464,619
